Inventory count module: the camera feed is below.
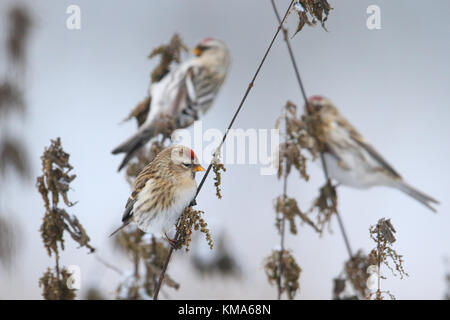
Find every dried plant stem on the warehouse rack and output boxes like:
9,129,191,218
277,112,289,300
95,254,123,276
270,0,353,258
376,227,382,299
152,0,296,300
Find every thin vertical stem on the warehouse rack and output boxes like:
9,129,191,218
277,111,289,300
270,0,353,259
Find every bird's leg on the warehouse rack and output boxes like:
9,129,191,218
165,233,180,249
189,198,197,207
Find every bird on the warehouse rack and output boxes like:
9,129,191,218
112,38,231,171
110,145,205,240
306,95,439,212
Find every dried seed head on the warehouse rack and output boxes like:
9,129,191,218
292,0,332,36
264,249,302,300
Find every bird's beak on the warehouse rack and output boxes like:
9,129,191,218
192,46,203,57
193,164,205,172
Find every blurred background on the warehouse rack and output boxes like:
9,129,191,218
0,0,449,299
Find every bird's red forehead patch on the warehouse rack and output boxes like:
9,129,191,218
202,37,214,44
190,149,196,160
309,95,324,102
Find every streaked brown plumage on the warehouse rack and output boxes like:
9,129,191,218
110,145,205,237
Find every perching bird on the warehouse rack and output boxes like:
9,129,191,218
307,95,439,212
112,38,230,171
110,145,205,239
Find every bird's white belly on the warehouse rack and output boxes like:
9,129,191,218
132,183,197,238
323,152,387,189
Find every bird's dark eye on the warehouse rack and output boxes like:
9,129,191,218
182,163,192,168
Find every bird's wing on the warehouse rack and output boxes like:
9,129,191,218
332,116,401,178
121,162,156,223
186,66,222,112
175,65,223,127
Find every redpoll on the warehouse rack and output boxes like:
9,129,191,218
307,95,439,212
110,145,205,238
112,38,230,171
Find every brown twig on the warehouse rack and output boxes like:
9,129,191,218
270,0,353,258
277,111,289,300
152,0,296,300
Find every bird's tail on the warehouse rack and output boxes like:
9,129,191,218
394,180,439,213
111,126,156,171
109,221,130,237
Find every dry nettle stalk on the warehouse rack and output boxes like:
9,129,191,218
264,101,319,300
36,138,95,300
114,230,179,299
274,101,320,234
0,5,33,269
367,218,408,300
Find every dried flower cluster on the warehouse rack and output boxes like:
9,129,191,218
275,101,317,181
331,250,371,300
6,5,33,63
123,34,187,126
0,82,25,116
123,96,151,127
275,195,319,234
332,277,358,300
309,181,337,233
39,268,76,300
344,250,371,298
176,207,213,252
264,249,302,300
115,230,179,299
36,138,94,299
292,0,332,36
265,101,312,299
191,232,240,277
148,33,188,83
0,6,33,270
0,5,32,180
212,151,226,200
367,218,408,300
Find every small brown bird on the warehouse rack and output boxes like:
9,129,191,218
110,145,205,238
307,95,439,212
112,38,230,171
